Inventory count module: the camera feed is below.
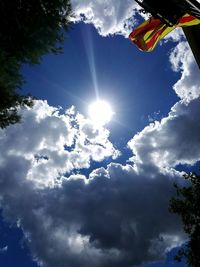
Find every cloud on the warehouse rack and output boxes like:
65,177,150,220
70,0,190,44
1,18,200,267
128,96,200,173
0,161,185,267
0,100,119,188
170,41,200,101
127,37,200,174
0,100,186,267
70,0,139,36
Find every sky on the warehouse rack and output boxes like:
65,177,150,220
1,1,200,267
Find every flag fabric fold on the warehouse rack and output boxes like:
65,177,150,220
129,14,200,52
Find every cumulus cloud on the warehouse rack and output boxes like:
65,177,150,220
127,35,200,175
0,161,185,267
128,97,200,172
170,41,200,101
1,7,200,267
0,100,119,188
70,0,139,36
0,100,187,267
70,0,190,46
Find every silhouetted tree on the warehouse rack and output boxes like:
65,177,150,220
0,0,71,128
169,172,200,267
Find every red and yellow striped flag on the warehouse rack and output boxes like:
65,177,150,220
129,14,200,52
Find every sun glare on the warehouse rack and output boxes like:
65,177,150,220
88,100,114,126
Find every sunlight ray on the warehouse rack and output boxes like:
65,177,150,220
81,26,99,100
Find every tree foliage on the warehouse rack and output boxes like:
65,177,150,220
0,0,71,128
0,0,71,64
169,172,200,267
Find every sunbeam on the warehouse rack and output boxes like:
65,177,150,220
81,26,99,99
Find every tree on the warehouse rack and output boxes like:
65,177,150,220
0,0,71,64
169,172,200,267
0,0,71,128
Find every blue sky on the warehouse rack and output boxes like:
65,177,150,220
1,1,200,267
22,22,179,147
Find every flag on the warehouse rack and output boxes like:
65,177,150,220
129,14,200,52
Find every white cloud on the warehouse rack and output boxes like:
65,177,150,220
165,27,184,43
70,0,139,37
0,100,119,188
127,36,200,175
1,11,200,267
128,97,200,172
0,100,187,267
70,0,191,45
170,41,200,101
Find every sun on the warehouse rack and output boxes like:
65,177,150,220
88,100,114,126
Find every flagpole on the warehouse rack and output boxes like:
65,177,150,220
182,24,200,68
